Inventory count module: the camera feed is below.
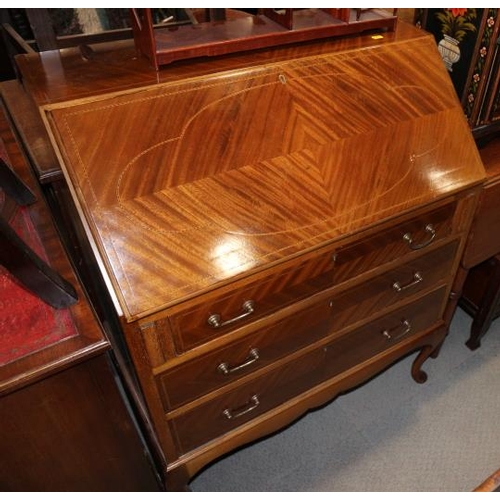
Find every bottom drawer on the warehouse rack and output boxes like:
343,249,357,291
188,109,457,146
168,346,325,454
323,286,447,379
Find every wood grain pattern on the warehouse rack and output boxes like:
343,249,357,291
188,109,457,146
17,22,424,107
1,355,160,492
168,286,446,454
328,240,457,332
459,137,500,348
462,178,500,268
474,467,500,492
0,81,63,183
167,223,457,355
149,9,397,67
19,24,487,491
156,241,457,410
43,33,485,322
323,286,447,385
167,247,337,353
157,299,334,410
332,202,455,282
168,345,326,454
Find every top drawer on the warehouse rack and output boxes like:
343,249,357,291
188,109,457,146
168,202,456,353
333,202,455,282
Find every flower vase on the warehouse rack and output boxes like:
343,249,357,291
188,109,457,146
438,34,461,72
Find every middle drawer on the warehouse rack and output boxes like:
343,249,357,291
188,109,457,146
156,240,458,410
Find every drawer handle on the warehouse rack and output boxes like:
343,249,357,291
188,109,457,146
382,319,412,341
223,395,260,420
207,300,255,329
403,224,436,250
218,348,260,375
392,272,423,292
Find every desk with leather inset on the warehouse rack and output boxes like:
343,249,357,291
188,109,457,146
0,100,160,491
11,22,486,490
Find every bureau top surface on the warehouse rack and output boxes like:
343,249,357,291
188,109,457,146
19,22,423,106
43,31,486,321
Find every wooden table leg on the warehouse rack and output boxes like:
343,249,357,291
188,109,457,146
466,254,500,350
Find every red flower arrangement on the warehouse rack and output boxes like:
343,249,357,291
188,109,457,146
436,8,477,42
450,8,467,17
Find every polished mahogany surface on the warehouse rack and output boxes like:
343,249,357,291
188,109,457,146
135,8,397,68
14,22,488,491
157,241,456,410
19,22,426,106
480,138,500,178
168,286,446,454
42,28,485,322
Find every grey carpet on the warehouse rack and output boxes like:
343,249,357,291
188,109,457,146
190,307,500,491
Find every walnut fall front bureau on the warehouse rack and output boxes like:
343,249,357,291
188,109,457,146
32,23,485,490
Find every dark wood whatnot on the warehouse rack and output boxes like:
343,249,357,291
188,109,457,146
461,255,500,349
130,8,397,69
5,21,486,491
460,137,500,349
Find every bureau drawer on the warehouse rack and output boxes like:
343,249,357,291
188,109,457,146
324,286,447,380
168,202,455,353
168,346,325,454
156,241,457,409
329,239,458,332
157,298,334,410
334,202,455,283
168,248,337,353
168,286,446,454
